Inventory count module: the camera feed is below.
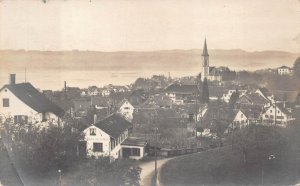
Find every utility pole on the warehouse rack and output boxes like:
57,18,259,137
154,127,158,186
274,103,277,126
58,169,62,186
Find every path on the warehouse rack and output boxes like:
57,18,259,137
139,157,174,186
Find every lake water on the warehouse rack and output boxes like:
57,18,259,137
0,68,197,90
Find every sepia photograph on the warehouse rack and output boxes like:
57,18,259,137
0,0,300,185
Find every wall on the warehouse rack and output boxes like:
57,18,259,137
83,126,111,158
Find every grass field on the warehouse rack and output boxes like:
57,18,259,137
161,146,300,186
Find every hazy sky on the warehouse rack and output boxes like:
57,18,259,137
0,0,299,52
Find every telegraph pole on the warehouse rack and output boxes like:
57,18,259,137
154,127,158,186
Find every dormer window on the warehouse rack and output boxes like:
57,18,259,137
3,98,9,107
90,128,96,136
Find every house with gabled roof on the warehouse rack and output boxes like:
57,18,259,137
278,66,293,75
117,99,134,122
261,103,294,127
82,113,132,159
165,83,200,105
237,93,270,107
140,94,173,109
0,74,64,127
87,86,100,96
82,113,147,160
228,109,249,129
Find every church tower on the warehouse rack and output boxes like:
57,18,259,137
201,38,210,81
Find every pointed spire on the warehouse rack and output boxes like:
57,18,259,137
202,38,209,56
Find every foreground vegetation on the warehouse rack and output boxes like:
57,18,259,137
161,124,300,186
0,118,141,186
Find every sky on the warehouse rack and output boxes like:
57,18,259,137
0,0,299,52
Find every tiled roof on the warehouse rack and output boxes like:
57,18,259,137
165,83,199,94
1,83,64,117
94,113,132,139
141,95,172,108
121,137,147,147
257,87,273,98
91,96,110,107
240,93,269,105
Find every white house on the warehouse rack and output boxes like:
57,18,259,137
101,89,111,97
0,74,64,128
261,103,294,127
82,113,147,160
88,86,100,96
230,109,249,129
117,99,134,122
278,66,293,75
82,114,131,159
165,83,199,105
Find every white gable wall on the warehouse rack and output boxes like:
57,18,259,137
233,110,248,128
262,105,292,126
83,126,111,158
0,88,61,127
83,126,129,160
118,101,134,121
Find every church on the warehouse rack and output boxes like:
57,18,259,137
200,39,222,82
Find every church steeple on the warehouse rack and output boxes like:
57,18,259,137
202,38,209,67
202,38,209,57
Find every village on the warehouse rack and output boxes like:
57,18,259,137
1,39,300,186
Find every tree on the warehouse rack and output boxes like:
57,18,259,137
232,125,287,165
293,57,300,79
229,89,239,109
1,117,83,174
201,78,209,104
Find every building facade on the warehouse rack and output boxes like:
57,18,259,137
0,74,64,127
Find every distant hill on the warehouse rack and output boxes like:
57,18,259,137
0,49,299,72
0,49,299,90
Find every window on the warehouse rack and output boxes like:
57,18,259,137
90,128,96,136
14,115,28,125
3,98,9,107
265,115,269,118
241,114,243,118
132,148,140,156
270,110,272,113
124,107,130,110
93,143,103,152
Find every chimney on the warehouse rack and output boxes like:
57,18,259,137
93,114,97,123
10,74,16,85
